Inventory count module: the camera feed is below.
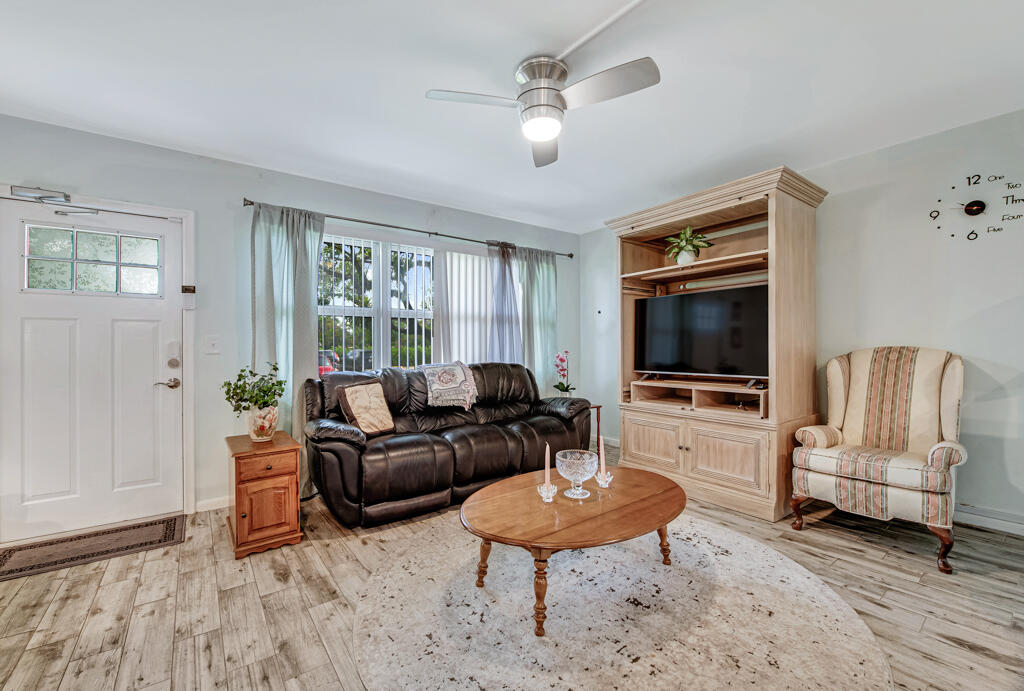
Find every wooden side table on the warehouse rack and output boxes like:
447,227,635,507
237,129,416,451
226,431,302,559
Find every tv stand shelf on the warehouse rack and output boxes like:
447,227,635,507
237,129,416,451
620,249,768,284
630,379,768,419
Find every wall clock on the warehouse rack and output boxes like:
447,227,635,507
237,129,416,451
929,172,1024,241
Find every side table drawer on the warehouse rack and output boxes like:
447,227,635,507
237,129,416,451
237,451,297,482
235,474,299,545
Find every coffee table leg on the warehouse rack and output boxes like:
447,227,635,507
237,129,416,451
476,539,491,587
657,526,671,565
531,548,550,637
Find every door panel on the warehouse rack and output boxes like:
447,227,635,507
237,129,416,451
622,411,684,472
1,199,183,542
685,422,770,496
21,318,79,502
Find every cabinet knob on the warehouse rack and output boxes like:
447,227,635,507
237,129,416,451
677,445,683,450
240,513,247,518
266,465,273,470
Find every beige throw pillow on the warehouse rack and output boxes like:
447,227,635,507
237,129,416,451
338,379,394,435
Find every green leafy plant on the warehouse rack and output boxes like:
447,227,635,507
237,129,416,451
221,363,286,415
665,226,713,260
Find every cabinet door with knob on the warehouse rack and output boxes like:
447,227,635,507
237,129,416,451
683,421,771,497
226,432,303,559
621,410,686,473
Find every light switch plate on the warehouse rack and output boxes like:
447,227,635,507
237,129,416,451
204,334,221,355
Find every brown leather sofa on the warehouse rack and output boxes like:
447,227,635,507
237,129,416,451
303,363,591,527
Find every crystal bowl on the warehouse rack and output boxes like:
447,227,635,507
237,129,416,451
555,449,599,499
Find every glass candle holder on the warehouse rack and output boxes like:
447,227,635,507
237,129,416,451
595,470,613,488
537,483,557,503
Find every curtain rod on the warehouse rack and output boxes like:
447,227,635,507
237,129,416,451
242,198,573,259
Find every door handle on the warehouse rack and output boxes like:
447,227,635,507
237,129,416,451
155,377,181,389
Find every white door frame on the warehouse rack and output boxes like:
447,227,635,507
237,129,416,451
1,184,198,514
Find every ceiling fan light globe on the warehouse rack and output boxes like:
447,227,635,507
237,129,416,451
521,116,562,142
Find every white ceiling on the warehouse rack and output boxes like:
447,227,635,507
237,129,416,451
2,1,1024,233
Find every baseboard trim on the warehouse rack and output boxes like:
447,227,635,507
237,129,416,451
194,496,229,513
954,503,1024,537
590,435,620,448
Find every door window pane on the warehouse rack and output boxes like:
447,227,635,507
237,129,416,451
77,263,117,292
27,259,72,290
120,266,159,294
28,226,73,259
120,236,159,266
77,232,118,262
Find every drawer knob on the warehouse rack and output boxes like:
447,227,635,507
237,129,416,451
240,513,247,518
266,465,273,470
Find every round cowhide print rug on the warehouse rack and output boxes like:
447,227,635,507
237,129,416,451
354,512,893,690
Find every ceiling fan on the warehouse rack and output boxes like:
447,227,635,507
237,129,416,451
426,55,660,167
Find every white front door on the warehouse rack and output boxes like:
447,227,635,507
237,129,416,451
0,199,184,542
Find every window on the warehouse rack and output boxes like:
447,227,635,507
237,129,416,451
317,234,433,372
23,224,161,296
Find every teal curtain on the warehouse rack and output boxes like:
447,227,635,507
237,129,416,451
518,247,557,394
250,202,325,496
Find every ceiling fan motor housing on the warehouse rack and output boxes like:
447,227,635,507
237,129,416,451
515,57,567,131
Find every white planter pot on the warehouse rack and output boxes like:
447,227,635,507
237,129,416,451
247,405,279,442
675,251,697,266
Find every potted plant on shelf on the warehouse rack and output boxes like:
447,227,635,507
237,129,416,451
222,363,287,442
553,350,576,396
665,226,713,266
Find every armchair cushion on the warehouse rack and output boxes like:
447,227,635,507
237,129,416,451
794,425,842,449
531,397,590,420
928,441,967,472
304,419,367,448
795,468,953,528
794,445,952,492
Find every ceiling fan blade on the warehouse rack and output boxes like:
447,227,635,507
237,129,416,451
425,90,519,108
532,139,558,167
560,57,660,110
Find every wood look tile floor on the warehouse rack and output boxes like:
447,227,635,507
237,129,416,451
0,447,1022,690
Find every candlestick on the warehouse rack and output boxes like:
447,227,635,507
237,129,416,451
544,443,551,488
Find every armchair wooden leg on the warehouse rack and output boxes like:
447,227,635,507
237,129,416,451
791,495,809,531
926,526,954,574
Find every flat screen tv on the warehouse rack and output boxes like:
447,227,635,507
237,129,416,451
634,285,769,378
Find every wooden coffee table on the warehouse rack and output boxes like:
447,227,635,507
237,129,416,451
460,467,686,636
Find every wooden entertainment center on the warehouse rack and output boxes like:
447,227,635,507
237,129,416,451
606,167,827,521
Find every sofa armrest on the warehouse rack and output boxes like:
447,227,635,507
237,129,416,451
928,441,967,471
533,397,590,420
794,425,842,449
304,418,367,448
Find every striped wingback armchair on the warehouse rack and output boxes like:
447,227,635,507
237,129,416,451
790,346,967,573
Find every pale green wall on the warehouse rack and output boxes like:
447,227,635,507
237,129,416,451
0,114,581,508
578,109,1024,531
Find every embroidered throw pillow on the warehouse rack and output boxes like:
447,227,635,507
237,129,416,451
337,379,394,435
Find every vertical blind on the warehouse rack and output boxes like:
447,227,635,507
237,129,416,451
445,251,490,363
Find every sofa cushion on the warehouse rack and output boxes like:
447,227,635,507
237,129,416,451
361,433,454,506
438,423,523,487
793,444,951,492
500,414,578,473
470,363,538,423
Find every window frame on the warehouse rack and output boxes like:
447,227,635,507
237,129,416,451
318,231,437,370
20,220,165,298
